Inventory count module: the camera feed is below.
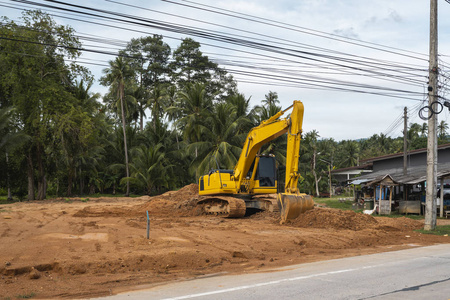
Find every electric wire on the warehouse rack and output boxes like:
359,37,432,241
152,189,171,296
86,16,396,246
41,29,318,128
2,0,446,102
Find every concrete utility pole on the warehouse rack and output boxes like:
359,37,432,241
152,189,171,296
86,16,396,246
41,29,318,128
425,0,438,231
403,107,408,176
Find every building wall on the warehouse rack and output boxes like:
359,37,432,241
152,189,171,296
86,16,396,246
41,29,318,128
373,148,450,172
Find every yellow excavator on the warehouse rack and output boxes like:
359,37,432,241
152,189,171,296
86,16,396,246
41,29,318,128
197,100,314,222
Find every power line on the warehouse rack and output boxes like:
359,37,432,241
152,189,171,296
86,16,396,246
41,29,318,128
1,0,435,100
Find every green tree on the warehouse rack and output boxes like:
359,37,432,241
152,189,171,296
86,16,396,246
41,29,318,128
54,79,103,196
125,144,173,195
148,84,168,126
301,130,321,196
120,35,172,130
189,102,247,178
0,10,87,200
170,38,236,99
408,123,427,150
101,57,134,196
262,91,280,107
420,122,428,137
339,140,360,167
167,83,213,158
438,120,449,141
0,107,29,199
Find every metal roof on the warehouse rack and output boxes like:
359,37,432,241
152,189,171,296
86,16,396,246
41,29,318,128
359,143,450,164
349,162,450,185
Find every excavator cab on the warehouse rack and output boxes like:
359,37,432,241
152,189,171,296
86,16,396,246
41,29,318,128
241,154,277,194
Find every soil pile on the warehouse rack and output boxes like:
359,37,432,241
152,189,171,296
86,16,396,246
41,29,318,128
136,183,199,216
287,207,424,232
288,207,379,230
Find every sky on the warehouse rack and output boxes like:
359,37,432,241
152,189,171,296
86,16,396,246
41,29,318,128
2,0,450,141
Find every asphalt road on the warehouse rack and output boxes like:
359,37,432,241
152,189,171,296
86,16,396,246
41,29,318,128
95,244,450,300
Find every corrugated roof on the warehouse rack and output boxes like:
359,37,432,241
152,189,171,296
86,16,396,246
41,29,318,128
331,163,372,174
349,162,450,185
359,143,450,164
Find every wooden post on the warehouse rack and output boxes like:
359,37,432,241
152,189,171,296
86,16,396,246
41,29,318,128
379,184,383,214
440,177,444,218
389,187,393,215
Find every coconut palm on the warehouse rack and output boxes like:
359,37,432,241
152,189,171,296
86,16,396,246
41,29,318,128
149,84,167,126
167,83,213,157
438,120,449,140
125,144,173,195
189,102,247,178
301,130,321,196
101,57,134,196
253,103,282,124
340,140,360,167
420,122,428,137
261,91,280,107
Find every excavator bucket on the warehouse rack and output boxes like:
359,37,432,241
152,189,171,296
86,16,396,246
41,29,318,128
277,193,314,222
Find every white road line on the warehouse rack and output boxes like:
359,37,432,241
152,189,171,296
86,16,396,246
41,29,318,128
161,268,360,300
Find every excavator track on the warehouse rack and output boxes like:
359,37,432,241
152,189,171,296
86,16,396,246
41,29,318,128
197,196,246,218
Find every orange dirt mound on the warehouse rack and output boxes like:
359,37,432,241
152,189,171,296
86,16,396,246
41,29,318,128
374,216,423,231
136,184,200,216
288,207,378,231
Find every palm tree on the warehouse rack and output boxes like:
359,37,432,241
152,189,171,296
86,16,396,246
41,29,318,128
149,84,167,126
189,102,247,178
420,122,428,137
261,91,280,107
253,103,282,123
167,83,213,158
302,130,321,196
438,120,449,140
376,133,393,155
340,140,360,167
125,144,173,195
408,123,421,141
101,57,134,196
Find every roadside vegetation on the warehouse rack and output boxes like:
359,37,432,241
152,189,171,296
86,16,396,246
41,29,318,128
416,225,450,236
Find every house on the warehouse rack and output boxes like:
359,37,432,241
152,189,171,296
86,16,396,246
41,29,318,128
333,143,450,215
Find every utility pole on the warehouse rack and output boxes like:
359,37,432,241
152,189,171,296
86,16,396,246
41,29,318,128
425,0,438,231
403,107,408,202
403,107,408,176
328,164,332,199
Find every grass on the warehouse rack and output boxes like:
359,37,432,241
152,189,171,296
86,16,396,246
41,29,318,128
374,212,424,220
86,193,142,198
0,196,18,205
313,197,354,210
416,225,450,236
15,292,36,299
313,196,429,221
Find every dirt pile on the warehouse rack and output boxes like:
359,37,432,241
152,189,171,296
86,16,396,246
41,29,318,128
136,183,199,216
71,184,200,219
286,207,423,232
288,207,378,230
